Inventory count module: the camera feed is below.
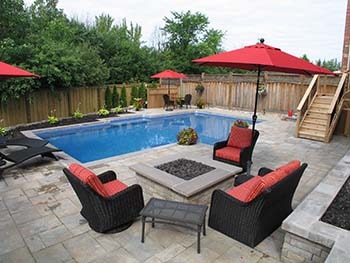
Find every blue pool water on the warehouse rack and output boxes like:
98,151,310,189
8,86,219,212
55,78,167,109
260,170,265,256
36,112,254,163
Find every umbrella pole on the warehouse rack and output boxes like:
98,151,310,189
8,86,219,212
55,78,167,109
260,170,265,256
166,78,173,111
246,66,261,176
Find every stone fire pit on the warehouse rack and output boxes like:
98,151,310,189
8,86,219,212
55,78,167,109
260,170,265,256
130,153,242,204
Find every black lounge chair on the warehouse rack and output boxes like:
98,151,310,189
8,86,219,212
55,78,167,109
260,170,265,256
0,146,60,178
163,94,175,110
181,94,192,109
0,135,48,148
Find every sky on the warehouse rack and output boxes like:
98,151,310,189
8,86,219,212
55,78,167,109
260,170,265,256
25,0,347,62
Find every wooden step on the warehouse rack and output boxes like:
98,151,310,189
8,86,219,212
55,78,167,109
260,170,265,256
299,128,326,137
309,108,329,114
311,103,330,109
315,96,333,102
300,123,327,131
302,118,328,126
298,131,327,142
306,112,329,120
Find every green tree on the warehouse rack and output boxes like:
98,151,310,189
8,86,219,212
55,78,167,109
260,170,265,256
120,86,127,107
316,58,340,72
138,83,147,102
104,87,112,109
161,11,225,73
112,86,119,107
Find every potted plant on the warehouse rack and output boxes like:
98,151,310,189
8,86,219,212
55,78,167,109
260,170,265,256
232,119,249,128
196,98,205,109
195,84,205,96
177,128,198,145
258,84,267,96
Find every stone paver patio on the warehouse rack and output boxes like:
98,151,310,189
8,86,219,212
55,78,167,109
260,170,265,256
0,108,349,263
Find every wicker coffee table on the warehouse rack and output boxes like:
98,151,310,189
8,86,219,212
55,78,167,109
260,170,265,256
140,198,208,253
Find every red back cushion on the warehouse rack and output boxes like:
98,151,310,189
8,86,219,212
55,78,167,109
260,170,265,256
215,146,241,162
261,160,301,189
104,180,128,196
227,126,252,149
226,176,265,203
69,163,108,197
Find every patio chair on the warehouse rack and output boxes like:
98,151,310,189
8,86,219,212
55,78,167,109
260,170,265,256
181,94,192,109
63,163,144,233
163,94,175,110
209,161,307,247
213,126,259,171
0,135,48,148
0,146,60,178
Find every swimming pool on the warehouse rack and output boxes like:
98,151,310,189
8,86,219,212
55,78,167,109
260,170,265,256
36,112,254,163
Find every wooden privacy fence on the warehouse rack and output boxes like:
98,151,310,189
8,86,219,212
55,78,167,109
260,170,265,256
1,73,339,127
0,85,132,127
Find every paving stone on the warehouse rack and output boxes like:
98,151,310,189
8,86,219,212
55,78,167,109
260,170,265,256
0,246,35,263
167,246,220,263
29,193,56,205
11,206,43,225
153,243,186,262
23,234,46,253
49,198,80,218
0,209,14,228
4,195,32,214
214,243,263,263
95,234,121,252
0,224,25,256
33,243,72,263
18,214,61,237
63,233,107,263
39,225,73,247
91,248,140,263
60,213,89,236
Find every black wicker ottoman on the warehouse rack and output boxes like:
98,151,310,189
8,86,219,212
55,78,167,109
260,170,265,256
140,198,208,253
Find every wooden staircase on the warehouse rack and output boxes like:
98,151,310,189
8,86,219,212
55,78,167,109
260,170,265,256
295,73,349,142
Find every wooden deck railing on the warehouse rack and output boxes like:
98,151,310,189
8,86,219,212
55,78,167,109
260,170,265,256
294,75,319,137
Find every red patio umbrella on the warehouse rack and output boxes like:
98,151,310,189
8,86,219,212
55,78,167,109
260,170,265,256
0,61,39,79
151,69,188,97
193,39,334,172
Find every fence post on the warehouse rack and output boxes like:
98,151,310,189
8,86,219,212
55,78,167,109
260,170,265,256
25,96,31,123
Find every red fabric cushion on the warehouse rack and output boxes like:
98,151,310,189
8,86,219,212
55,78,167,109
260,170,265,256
215,146,240,162
276,160,301,176
227,126,252,149
69,163,108,197
261,170,286,189
104,180,128,197
226,176,265,202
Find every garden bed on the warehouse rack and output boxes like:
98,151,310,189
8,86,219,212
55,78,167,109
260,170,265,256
5,112,132,138
321,175,350,230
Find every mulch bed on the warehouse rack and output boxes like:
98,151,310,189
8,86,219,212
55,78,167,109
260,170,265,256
321,176,350,231
155,158,215,180
5,112,130,138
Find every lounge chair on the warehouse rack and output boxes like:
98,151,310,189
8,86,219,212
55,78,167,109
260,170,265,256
163,94,175,110
0,135,48,148
181,94,192,109
0,146,60,178
63,163,144,233
213,126,259,172
209,161,307,247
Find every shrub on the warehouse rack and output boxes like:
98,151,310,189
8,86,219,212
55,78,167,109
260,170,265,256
120,86,127,107
138,82,147,102
48,110,59,125
112,86,119,107
133,98,144,111
177,128,198,145
0,127,7,136
104,87,113,110
98,108,110,116
73,103,83,119
130,85,139,105
196,98,205,109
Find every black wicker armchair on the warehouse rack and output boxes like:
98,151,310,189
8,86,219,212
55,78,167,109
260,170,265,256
63,166,144,233
208,163,307,247
213,127,259,171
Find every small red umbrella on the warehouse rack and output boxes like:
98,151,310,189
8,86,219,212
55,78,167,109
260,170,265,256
0,61,40,79
151,69,188,97
193,39,334,172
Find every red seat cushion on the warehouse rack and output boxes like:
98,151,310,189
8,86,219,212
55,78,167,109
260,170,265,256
104,180,128,196
69,163,108,197
227,126,252,149
276,160,301,176
226,176,265,202
215,146,241,162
